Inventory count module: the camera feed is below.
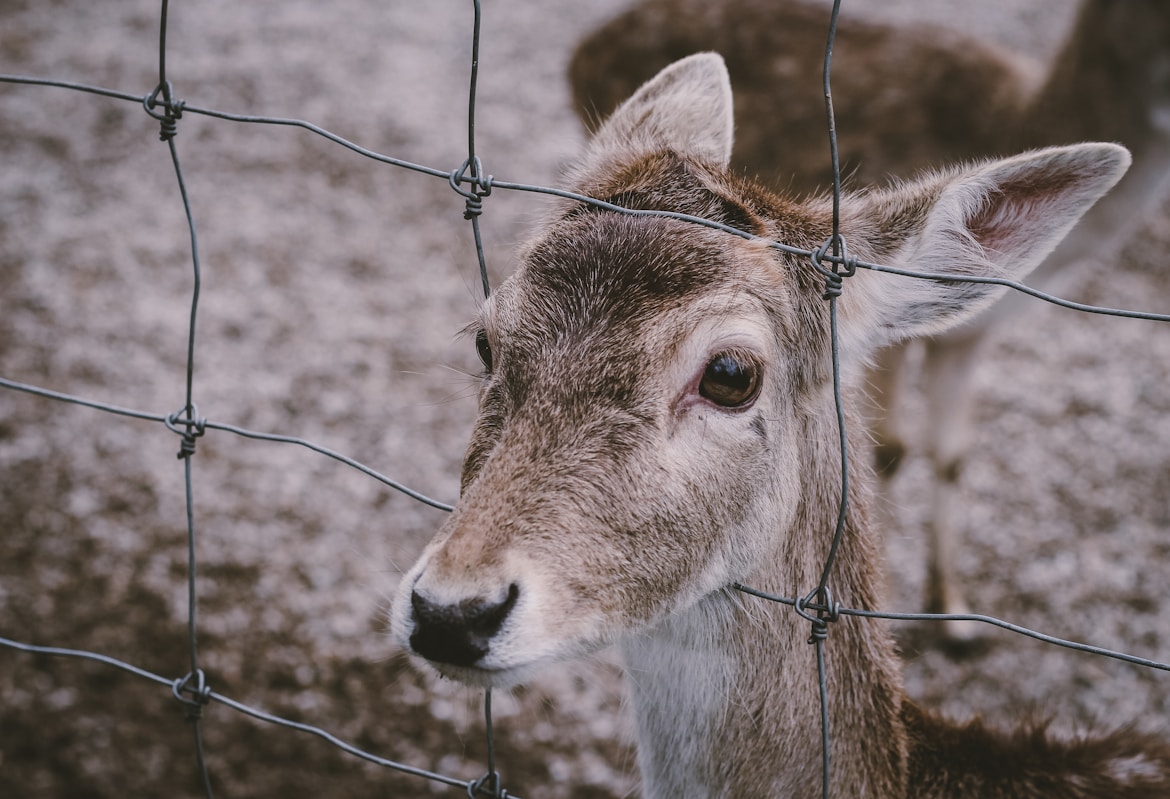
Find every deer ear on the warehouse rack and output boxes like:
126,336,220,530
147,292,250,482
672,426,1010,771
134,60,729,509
584,52,734,169
839,142,1131,351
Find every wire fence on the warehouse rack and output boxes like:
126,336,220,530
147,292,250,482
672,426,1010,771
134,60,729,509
1,1,1169,797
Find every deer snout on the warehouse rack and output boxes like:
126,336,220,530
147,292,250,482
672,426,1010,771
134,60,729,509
408,582,520,668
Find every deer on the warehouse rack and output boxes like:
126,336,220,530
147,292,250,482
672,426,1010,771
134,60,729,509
389,53,1170,797
568,0,1170,638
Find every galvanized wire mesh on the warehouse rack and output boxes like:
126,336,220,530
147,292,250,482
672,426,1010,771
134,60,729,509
1,1,1168,797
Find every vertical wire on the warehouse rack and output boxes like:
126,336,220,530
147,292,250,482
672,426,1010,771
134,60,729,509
485,687,497,775
157,0,170,106
484,687,499,795
467,0,499,791
814,0,849,599
156,1,213,795
170,142,216,799
814,3,848,797
824,0,844,246
815,297,850,597
814,638,830,799
163,129,203,673
467,0,491,299
466,0,481,182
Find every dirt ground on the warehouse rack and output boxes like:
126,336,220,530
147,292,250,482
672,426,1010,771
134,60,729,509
1,1,1167,797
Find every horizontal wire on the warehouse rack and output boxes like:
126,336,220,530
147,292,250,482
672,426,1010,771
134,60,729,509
3,73,1165,324
0,376,454,511
732,583,1170,673
488,180,1170,323
0,635,478,792
0,74,449,179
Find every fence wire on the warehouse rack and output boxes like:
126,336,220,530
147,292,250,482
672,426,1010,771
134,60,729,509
1,1,1169,797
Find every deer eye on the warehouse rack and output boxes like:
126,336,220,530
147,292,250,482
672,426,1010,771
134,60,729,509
475,329,493,372
699,353,760,408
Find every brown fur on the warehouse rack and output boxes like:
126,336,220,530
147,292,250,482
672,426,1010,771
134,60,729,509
905,704,1170,798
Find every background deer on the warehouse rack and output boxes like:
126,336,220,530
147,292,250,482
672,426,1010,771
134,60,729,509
390,53,1170,797
568,0,1170,635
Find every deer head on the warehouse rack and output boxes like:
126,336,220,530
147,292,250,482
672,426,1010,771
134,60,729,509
388,51,1129,795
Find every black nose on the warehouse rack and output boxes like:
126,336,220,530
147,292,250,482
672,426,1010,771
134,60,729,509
409,583,520,667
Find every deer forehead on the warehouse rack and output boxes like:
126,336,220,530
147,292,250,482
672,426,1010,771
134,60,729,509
485,213,797,385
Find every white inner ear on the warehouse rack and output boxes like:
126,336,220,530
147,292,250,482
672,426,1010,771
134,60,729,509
585,52,735,169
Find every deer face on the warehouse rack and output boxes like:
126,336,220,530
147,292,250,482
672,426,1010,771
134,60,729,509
390,188,819,688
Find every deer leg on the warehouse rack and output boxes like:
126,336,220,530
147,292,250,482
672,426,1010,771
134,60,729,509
920,329,986,640
867,341,913,481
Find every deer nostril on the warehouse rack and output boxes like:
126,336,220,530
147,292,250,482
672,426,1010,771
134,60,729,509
409,583,520,668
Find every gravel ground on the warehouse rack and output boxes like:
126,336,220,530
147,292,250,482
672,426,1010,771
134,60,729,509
0,1,1167,797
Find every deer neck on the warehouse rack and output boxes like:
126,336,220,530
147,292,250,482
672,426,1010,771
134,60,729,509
620,405,909,798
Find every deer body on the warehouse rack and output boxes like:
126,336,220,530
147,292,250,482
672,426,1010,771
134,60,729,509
569,0,1170,628
390,55,1169,796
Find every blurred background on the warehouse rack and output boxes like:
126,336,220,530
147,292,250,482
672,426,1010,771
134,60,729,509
1,1,1167,797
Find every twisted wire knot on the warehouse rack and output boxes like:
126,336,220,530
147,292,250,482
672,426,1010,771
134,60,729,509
172,668,212,721
157,113,181,142
450,157,493,219
821,273,843,301
143,81,185,141
165,405,206,459
468,770,508,798
795,586,841,645
463,194,484,220
810,234,856,300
